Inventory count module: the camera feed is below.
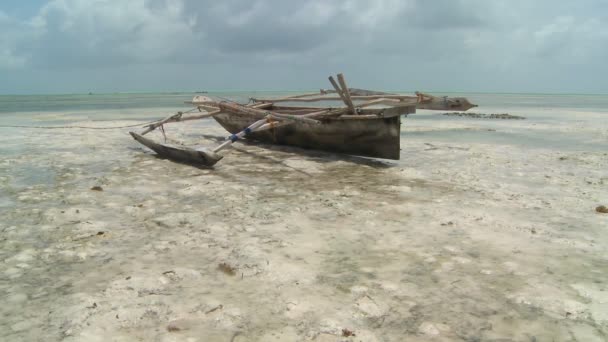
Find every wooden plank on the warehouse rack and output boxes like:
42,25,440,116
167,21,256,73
218,102,322,124
267,104,413,117
266,108,323,115
140,102,272,135
220,102,355,125
327,76,351,109
251,94,419,103
271,105,322,111
197,104,221,112
250,94,475,111
356,98,417,108
336,74,356,114
268,113,322,125
252,91,327,103
337,115,385,120
415,92,477,111
321,88,396,96
268,105,411,117
130,132,223,166
212,113,402,160
358,105,416,117
212,119,270,153
301,107,349,118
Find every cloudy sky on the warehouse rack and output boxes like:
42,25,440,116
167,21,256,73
1,0,607,94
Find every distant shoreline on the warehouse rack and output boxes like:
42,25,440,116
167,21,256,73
2,91,608,97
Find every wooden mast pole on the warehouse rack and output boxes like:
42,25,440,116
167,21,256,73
336,73,356,114
328,76,354,113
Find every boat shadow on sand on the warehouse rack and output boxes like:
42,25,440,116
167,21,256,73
127,133,446,200
130,132,397,173
199,133,397,170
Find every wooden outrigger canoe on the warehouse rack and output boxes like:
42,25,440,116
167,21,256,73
212,104,409,160
129,74,476,167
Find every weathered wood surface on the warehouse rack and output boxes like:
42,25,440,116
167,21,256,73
415,92,477,111
129,73,479,166
196,104,222,112
251,94,475,111
327,75,352,112
218,101,368,121
357,105,415,117
256,89,477,112
271,104,415,118
321,88,395,96
141,110,224,135
269,113,322,125
336,74,356,113
212,109,402,160
141,102,272,135
332,89,478,111
217,102,323,125
130,132,223,166
246,91,332,103
212,118,270,153
141,112,183,135
252,94,419,103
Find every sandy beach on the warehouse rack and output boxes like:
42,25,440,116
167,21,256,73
1,95,607,341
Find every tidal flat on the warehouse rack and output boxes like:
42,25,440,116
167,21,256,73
1,95,607,341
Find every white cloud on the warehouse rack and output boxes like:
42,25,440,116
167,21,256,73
282,1,337,28
3,0,201,68
0,10,38,69
1,0,608,92
533,16,608,63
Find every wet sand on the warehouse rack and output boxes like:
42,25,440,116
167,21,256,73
1,110,607,341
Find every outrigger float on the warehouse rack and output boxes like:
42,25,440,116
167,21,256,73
130,74,476,166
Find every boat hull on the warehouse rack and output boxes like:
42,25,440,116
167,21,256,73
130,132,223,166
212,113,402,160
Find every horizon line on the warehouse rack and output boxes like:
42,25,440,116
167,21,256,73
2,90,608,96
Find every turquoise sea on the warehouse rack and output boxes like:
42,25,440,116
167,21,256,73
2,92,608,114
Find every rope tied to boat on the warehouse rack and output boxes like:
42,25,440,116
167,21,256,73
1,108,198,131
159,124,167,142
265,116,278,142
0,121,157,130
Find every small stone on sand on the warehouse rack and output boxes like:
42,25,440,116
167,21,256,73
595,205,608,213
167,324,181,332
342,328,356,337
218,262,237,276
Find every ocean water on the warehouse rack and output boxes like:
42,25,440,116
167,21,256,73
2,91,608,114
2,91,607,150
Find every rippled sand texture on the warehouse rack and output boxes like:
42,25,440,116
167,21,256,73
1,110,607,341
